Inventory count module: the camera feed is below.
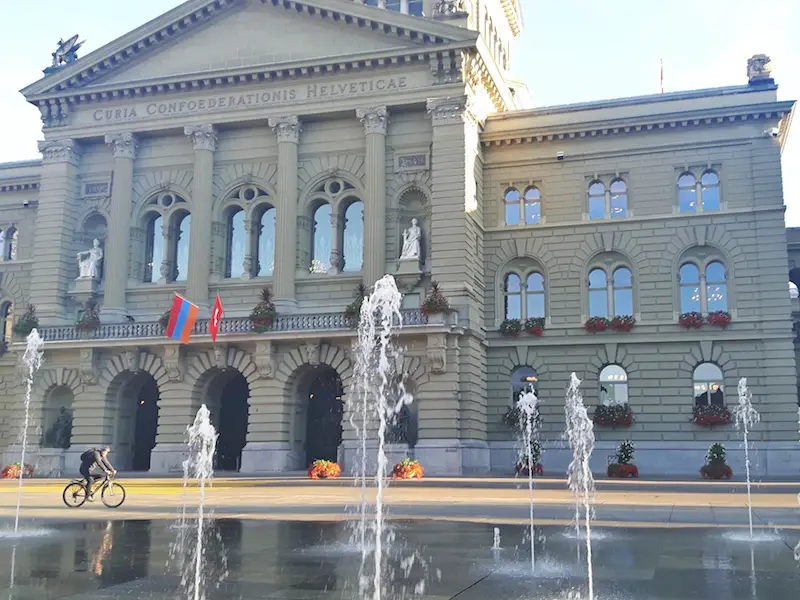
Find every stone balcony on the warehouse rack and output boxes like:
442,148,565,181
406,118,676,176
29,309,453,348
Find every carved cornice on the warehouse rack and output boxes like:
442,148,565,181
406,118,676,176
105,132,138,160
185,124,217,152
426,95,471,126
356,106,389,135
38,139,81,165
0,179,39,194
268,115,301,143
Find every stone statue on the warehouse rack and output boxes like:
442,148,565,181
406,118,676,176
44,407,72,449
77,239,103,279
400,218,422,260
50,35,84,69
747,54,772,84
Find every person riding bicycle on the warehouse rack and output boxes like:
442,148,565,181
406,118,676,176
79,447,117,500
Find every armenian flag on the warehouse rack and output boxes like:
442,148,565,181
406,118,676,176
165,294,199,344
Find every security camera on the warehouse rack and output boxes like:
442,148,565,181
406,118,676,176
764,127,779,138
556,151,565,161
22,200,30,208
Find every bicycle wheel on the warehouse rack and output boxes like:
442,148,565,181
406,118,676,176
62,482,87,508
101,482,126,508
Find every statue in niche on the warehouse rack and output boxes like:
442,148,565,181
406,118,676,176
399,218,422,261
43,407,73,449
77,239,103,279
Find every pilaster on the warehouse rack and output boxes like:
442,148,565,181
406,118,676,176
269,116,300,312
356,106,388,288
30,139,82,324
184,124,216,307
101,132,138,322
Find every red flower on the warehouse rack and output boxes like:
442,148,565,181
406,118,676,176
607,463,639,478
707,311,732,328
584,317,610,333
700,463,733,479
692,404,732,426
515,462,544,477
307,460,342,479
610,315,635,332
679,312,704,329
391,459,424,480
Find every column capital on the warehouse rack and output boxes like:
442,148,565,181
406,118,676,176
104,132,139,160
38,138,81,165
426,95,471,126
268,116,301,143
184,124,217,152
356,106,389,135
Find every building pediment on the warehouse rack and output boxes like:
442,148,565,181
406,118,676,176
22,0,477,101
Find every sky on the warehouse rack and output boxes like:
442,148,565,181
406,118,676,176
0,0,797,221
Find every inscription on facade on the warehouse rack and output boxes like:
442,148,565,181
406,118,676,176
89,76,412,124
83,182,109,196
399,154,427,169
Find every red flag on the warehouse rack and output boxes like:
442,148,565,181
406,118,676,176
210,294,224,343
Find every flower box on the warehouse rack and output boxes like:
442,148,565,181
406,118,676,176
514,440,543,476
515,462,544,477
250,287,276,333
679,311,703,329
692,404,731,427
610,315,635,332
592,404,633,428
700,463,733,480
307,459,342,479
500,318,522,337
707,311,732,328
1,463,34,479
502,405,541,429
524,317,545,336
584,317,610,333
159,310,171,328
13,305,39,338
420,282,451,318
607,463,639,478
391,458,424,480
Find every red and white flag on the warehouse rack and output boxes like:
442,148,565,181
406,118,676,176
210,294,224,343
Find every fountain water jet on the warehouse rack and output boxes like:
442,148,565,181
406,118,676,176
564,373,596,600
733,378,760,541
516,386,539,573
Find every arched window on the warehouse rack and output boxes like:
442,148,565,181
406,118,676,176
789,282,799,299
311,203,332,273
144,214,163,283
599,365,628,406
678,173,697,212
526,273,545,318
705,261,727,312
609,179,628,218
588,269,608,317
257,207,276,277
173,213,191,282
5,228,17,261
510,366,538,403
342,200,364,272
523,187,541,225
612,267,633,316
693,363,724,406
225,209,246,278
679,263,701,312
0,302,12,344
503,273,522,319
588,181,606,220
504,188,521,226
700,171,720,211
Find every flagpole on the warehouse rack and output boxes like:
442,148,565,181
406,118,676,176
660,58,664,94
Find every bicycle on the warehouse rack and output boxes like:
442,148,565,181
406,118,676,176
62,473,126,508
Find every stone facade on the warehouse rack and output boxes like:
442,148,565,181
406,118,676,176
0,0,796,477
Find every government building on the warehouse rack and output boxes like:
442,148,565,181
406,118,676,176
0,0,796,476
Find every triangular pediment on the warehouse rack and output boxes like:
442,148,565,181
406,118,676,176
23,0,476,98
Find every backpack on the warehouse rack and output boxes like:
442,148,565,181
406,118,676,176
80,449,95,463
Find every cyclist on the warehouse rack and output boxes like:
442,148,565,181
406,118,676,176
79,447,117,501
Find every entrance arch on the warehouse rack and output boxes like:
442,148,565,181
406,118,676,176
110,372,160,471
297,365,344,467
202,369,250,472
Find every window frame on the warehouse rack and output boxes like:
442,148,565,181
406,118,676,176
678,258,729,315
139,191,191,284
677,168,722,213
0,301,12,344
503,185,543,227
587,176,630,220
693,362,725,407
305,178,364,276
502,270,547,321
599,364,629,407
510,366,538,404
586,262,636,318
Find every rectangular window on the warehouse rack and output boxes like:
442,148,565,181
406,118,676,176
524,202,541,225
588,196,605,220
505,203,520,226
613,289,633,316
527,294,545,318
505,295,522,320
680,286,701,313
589,289,608,317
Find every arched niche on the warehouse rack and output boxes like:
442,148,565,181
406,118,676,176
74,213,108,279
41,386,74,449
396,187,431,269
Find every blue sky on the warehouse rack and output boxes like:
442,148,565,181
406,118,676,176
0,0,797,221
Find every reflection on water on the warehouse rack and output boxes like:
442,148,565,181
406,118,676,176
0,519,798,599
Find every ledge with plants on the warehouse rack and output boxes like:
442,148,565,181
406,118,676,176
584,317,610,333
607,440,639,478
250,287,277,332
420,282,451,321
13,304,39,338
391,458,424,480
700,442,733,480
515,440,544,477
593,403,633,428
524,317,545,336
344,284,367,328
499,318,522,337
679,311,703,329
707,310,732,328
610,315,635,332
1,463,34,479
75,296,101,333
692,404,731,427
307,459,342,479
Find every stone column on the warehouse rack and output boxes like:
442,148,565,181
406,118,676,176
269,116,301,312
30,139,81,324
101,133,138,322
184,125,217,308
356,106,388,288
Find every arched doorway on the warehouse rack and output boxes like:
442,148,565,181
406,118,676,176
114,372,160,471
300,366,344,467
204,370,250,472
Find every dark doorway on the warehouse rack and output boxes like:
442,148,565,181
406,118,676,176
132,376,159,472
305,368,344,466
216,373,249,472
